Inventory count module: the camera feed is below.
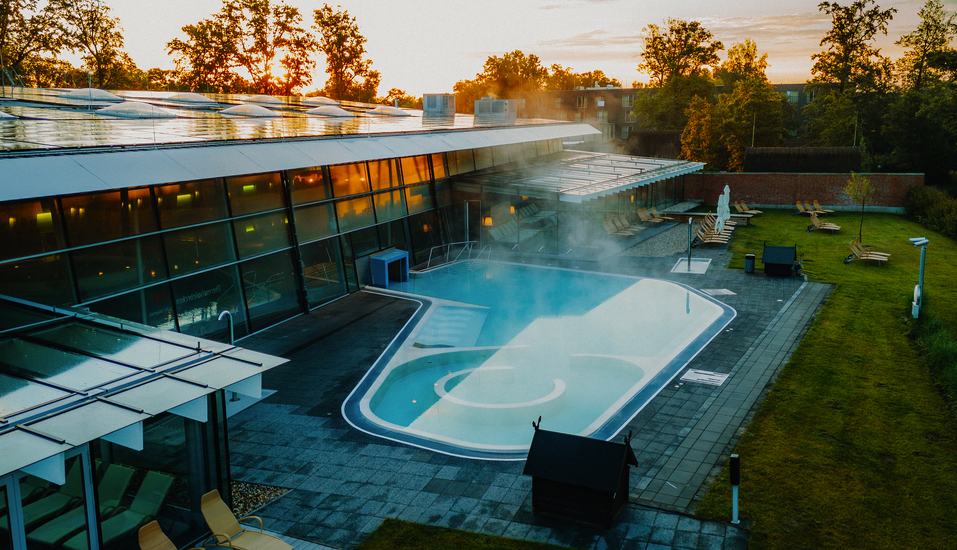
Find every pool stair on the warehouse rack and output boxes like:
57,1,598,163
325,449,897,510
412,306,489,348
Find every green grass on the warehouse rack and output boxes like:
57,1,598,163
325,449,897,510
356,519,569,550
695,209,957,549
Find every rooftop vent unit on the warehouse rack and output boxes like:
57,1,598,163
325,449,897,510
96,102,178,119
368,105,409,117
303,96,339,106
423,94,455,115
221,104,280,117
473,97,517,119
167,92,216,105
306,105,354,117
59,88,123,102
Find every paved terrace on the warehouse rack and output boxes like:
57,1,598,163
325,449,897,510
228,227,832,550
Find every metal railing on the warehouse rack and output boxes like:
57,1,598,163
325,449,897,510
417,240,489,272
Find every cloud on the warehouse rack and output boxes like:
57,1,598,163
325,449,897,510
541,0,620,10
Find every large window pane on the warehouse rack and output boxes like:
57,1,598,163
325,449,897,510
399,156,429,185
405,183,434,214
329,163,369,197
156,179,228,229
368,159,396,191
240,251,301,331
62,188,157,247
163,223,236,277
0,486,10,550
301,238,346,306
73,237,167,302
288,167,331,205
473,147,493,170
431,153,446,179
409,211,441,265
172,266,248,340
232,212,290,259
335,196,375,232
225,172,284,216
0,254,75,306
349,226,379,257
448,149,475,176
86,284,177,330
378,219,406,249
0,198,66,261
22,454,89,549
373,189,406,222
294,203,337,243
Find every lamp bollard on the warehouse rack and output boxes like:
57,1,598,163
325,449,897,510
730,454,740,524
909,237,929,319
687,217,693,271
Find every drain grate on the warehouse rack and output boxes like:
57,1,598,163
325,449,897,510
680,369,730,386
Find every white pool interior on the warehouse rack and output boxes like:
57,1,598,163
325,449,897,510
343,262,735,459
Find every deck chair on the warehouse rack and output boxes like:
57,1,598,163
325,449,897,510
650,206,674,220
809,212,841,233
603,219,633,237
139,521,206,550
812,200,835,214
62,471,175,550
617,215,644,232
694,226,730,246
734,201,761,215
201,489,293,550
796,202,812,215
848,238,890,265
739,201,762,214
637,207,663,223
22,460,84,528
26,464,135,547
610,217,640,234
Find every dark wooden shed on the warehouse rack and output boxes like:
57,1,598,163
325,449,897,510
522,427,638,526
762,244,797,277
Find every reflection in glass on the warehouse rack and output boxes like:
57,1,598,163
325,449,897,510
232,212,290,259
431,153,446,180
288,167,330,205
490,145,510,166
409,211,440,265
294,203,337,244
22,455,90,548
300,238,346,306
0,372,70,418
329,163,369,197
349,227,378,258
373,189,406,222
86,285,177,330
163,223,236,277
405,184,434,215
73,236,168,301
378,219,406,250
447,149,475,176
156,179,228,229
473,147,493,170
399,156,429,185
32,322,191,368
0,254,75,306
335,196,374,232
368,159,396,191
0,339,137,390
0,198,66,261
171,266,248,340
225,172,284,216
240,251,301,330
0,486,11,550
62,188,157,247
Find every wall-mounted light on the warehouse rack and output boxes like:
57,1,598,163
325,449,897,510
483,217,493,227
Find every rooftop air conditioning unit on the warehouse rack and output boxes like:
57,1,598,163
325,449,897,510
424,93,455,115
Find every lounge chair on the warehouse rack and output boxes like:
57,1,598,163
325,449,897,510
795,202,812,215
617,215,644,232
813,200,835,214
735,201,761,215
201,489,293,550
603,219,633,237
637,207,663,224
809,212,841,233
650,206,674,220
22,461,83,528
26,463,135,547
139,521,206,550
694,225,730,245
848,238,890,265
62,471,175,550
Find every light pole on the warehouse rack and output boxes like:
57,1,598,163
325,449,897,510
910,237,929,319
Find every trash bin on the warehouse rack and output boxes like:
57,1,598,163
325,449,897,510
744,253,755,273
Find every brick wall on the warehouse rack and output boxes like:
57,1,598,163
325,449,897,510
684,172,924,209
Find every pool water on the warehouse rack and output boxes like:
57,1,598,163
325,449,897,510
342,262,735,460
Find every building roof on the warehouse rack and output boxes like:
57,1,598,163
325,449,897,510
454,150,704,203
523,428,638,492
0,295,287,481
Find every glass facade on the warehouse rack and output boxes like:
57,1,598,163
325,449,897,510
0,139,575,341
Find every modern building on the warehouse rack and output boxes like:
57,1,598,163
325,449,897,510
0,87,705,549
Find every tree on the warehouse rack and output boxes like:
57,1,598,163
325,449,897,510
544,64,621,90
802,90,858,146
0,0,67,79
382,88,421,108
895,0,957,91
844,171,874,240
313,3,379,102
637,18,723,87
715,39,769,87
477,50,548,96
632,73,716,130
168,0,315,95
53,0,126,88
810,0,896,93
681,95,720,168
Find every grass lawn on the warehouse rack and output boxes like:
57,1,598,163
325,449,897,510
695,208,957,549
356,518,569,550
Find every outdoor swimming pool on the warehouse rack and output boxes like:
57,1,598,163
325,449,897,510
342,262,735,460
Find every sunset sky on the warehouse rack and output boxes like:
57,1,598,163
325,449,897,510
102,0,950,96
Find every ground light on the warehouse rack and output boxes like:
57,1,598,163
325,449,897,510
910,237,929,318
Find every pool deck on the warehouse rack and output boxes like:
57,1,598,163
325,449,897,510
228,232,832,550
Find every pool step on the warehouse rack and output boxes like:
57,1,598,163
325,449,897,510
413,306,489,348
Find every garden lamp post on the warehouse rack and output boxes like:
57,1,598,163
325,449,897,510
910,237,929,319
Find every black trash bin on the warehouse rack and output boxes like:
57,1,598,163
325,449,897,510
744,253,756,273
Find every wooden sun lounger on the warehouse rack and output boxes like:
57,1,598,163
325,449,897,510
848,238,890,265
603,219,634,237
813,200,835,214
637,207,663,223
202,490,293,550
650,206,674,220
809,212,841,233
735,201,761,215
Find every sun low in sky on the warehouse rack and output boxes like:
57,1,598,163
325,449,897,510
106,0,934,95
